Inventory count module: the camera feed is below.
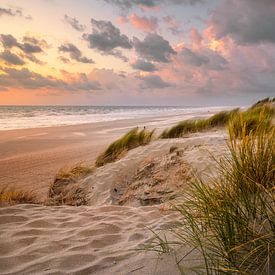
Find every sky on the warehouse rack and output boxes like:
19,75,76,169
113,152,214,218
0,0,275,106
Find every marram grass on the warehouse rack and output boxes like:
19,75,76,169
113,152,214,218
151,122,275,274
95,127,155,167
160,102,274,139
160,109,239,139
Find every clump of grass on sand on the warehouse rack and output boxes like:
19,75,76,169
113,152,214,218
152,122,275,274
95,127,155,167
48,163,93,206
161,99,274,139
230,104,274,137
160,109,239,139
250,97,274,109
0,186,37,206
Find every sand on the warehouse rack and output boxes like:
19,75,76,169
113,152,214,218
0,116,191,200
0,113,229,274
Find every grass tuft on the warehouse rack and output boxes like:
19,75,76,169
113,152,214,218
160,109,239,139
0,186,37,205
48,163,93,206
95,127,155,167
152,122,275,274
229,104,274,137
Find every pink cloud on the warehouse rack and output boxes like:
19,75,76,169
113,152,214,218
117,16,128,25
189,27,202,49
129,13,158,32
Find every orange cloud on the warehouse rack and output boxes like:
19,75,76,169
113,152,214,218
129,13,158,32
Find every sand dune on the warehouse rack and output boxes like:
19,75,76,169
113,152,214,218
0,129,227,274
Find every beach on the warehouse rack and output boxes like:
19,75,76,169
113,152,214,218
0,107,228,200
0,108,237,274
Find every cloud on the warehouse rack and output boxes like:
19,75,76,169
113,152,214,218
0,7,32,19
129,13,158,32
0,50,25,65
0,67,101,91
0,34,48,64
131,59,157,71
180,48,209,67
163,16,181,35
101,0,204,11
133,33,176,62
64,14,86,32
58,43,94,64
138,74,172,89
0,34,47,53
208,0,275,45
0,34,19,48
83,19,132,61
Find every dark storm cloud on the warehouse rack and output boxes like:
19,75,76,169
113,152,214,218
64,14,86,32
83,19,132,61
138,75,172,89
101,0,203,10
133,33,176,63
58,43,94,64
0,50,25,65
131,59,157,72
0,67,101,91
209,0,275,44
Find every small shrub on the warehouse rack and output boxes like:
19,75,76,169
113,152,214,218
95,127,155,167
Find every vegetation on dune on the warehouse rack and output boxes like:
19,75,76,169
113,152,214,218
48,163,93,206
250,97,274,109
230,104,274,137
52,163,94,184
0,186,37,205
160,109,239,139
161,99,274,139
151,122,275,274
95,127,155,167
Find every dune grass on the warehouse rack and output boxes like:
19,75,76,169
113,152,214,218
48,163,93,205
229,104,274,138
53,163,94,184
0,186,37,205
250,97,274,109
95,127,155,167
160,109,239,139
151,122,275,274
161,101,274,139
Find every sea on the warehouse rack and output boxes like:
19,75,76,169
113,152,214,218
0,106,233,131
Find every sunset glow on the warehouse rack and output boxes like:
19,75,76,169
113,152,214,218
0,0,274,106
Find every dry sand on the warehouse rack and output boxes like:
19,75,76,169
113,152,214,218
0,115,191,199
0,114,229,274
